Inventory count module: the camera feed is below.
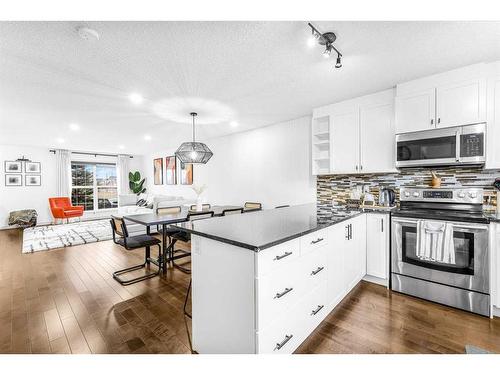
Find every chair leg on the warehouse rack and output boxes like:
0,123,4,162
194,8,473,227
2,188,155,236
113,245,162,286
184,279,192,318
171,239,191,274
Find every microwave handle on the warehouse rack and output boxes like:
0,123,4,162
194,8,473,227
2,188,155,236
455,129,461,163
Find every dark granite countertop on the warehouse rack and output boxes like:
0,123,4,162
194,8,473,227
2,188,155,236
483,212,500,222
171,203,392,251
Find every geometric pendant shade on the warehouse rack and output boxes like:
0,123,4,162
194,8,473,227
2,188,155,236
175,112,213,164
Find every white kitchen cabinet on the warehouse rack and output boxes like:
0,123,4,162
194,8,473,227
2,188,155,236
313,89,395,175
326,214,367,307
436,79,486,128
326,222,347,306
395,63,487,134
365,213,389,282
395,88,435,133
346,214,367,290
494,223,500,313
486,62,500,169
330,109,360,174
359,100,395,173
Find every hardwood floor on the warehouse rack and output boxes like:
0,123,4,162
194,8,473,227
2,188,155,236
1,228,499,354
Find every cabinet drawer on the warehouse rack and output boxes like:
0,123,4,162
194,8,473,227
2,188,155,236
297,281,329,337
256,238,300,276
300,228,329,256
301,245,327,292
257,259,302,329
257,304,303,354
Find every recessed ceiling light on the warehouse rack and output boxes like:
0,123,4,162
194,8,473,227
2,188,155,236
118,145,125,150
56,137,65,144
129,93,144,105
230,121,239,127
76,26,100,41
144,134,152,141
69,123,80,131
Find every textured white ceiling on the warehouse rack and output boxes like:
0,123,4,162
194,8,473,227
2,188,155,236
1,21,500,155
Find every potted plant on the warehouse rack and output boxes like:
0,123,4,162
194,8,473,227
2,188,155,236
129,171,146,195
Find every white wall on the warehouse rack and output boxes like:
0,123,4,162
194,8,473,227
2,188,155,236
143,116,316,208
0,144,145,228
0,144,57,227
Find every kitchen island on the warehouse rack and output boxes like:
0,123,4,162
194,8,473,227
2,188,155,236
172,204,390,353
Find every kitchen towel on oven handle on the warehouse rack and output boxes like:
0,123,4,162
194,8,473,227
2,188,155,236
417,220,446,261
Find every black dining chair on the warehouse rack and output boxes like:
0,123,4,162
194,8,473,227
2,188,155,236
222,208,243,216
110,216,163,285
189,203,211,211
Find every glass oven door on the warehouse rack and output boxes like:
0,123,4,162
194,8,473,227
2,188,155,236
392,218,489,293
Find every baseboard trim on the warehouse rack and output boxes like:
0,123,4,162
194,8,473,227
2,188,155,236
493,306,500,318
363,274,389,287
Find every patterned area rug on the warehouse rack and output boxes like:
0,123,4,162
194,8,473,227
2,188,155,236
22,219,112,253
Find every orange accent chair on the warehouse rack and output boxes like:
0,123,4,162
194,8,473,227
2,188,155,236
49,197,84,223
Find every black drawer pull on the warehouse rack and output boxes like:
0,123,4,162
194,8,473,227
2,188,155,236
274,334,293,351
311,238,324,244
311,305,324,316
311,266,324,276
274,287,293,299
274,251,292,261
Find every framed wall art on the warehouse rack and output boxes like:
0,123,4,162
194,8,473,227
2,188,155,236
5,174,22,186
5,161,22,173
180,162,193,185
25,175,41,186
153,157,163,185
25,161,41,173
165,156,177,185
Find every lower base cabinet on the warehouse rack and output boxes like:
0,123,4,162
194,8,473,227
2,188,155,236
191,213,385,353
365,213,390,283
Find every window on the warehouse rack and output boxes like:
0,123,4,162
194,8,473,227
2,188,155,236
71,162,118,211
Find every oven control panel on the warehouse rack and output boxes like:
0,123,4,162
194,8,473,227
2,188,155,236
400,187,483,204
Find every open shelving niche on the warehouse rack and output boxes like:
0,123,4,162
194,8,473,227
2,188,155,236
312,116,331,175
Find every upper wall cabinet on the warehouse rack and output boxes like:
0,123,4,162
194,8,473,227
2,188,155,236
312,89,395,175
486,62,500,169
395,63,487,134
394,89,435,133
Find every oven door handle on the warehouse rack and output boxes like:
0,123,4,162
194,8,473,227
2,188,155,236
392,218,419,224
451,224,489,231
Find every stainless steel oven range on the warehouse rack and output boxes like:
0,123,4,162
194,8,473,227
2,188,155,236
391,187,490,316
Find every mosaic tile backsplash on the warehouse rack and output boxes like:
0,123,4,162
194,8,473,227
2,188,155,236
317,167,500,210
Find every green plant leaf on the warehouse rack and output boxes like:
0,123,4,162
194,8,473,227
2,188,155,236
128,172,134,181
134,171,140,181
129,181,135,190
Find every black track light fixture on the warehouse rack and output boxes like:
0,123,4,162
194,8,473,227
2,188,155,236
307,22,343,69
335,54,342,69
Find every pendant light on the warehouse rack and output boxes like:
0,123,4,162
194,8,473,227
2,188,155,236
175,112,213,164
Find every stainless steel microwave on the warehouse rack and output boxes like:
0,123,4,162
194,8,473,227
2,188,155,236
396,123,486,168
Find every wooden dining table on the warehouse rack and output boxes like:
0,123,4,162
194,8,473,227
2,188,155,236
123,205,244,271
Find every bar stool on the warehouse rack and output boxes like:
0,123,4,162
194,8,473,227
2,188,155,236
169,211,215,318
167,211,215,274
243,202,262,212
156,206,182,266
222,208,243,215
